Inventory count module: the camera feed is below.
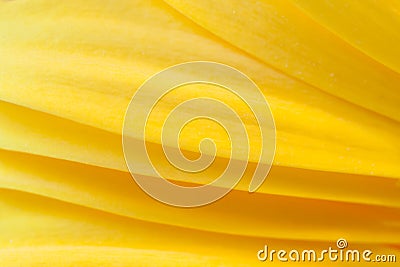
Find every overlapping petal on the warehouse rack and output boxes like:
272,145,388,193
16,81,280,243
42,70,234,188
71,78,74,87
0,0,399,266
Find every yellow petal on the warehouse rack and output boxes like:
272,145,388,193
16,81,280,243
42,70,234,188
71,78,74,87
164,0,400,122
1,1,399,266
290,0,400,74
1,188,398,266
2,0,400,179
1,149,400,243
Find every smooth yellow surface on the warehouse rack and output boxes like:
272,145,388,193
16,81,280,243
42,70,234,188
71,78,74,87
0,0,399,266
0,188,398,266
2,1,400,178
164,0,400,122
1,149,400,242
1,103,400,207
291,0,400,74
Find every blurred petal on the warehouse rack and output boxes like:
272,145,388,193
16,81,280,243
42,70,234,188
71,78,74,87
2,0,400,178
0,0,399,266
290,0,400,74
1,102,400,207
1,188,398,266
1,150,400,243
164,0,400,122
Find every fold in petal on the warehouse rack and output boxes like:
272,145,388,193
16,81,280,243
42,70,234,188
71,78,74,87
1,0,400,178
1,150,400,243
2,101,400,207
0,0,399,266
290,0,400,74
1,188,398,266
164,0,400,122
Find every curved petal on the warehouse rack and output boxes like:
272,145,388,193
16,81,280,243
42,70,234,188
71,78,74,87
164,0,400,122
290,0,400,74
